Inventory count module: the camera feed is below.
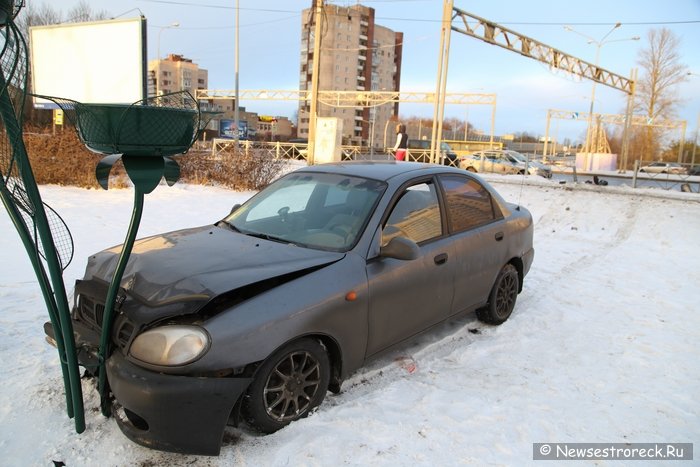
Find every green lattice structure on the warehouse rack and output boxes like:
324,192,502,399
0,0,84,432
1,0,203,429
45,91,202,414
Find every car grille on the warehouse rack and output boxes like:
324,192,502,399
78,295,105,327
77,294,136,351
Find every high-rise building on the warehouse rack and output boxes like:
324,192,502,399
148,54,209,98
298,3,403,148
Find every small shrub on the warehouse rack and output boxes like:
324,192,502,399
177,146,285,191
22,125,285,191
23,125,128,188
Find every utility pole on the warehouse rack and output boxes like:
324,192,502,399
431,0,454,164
307,0,324,165
234,0,240,147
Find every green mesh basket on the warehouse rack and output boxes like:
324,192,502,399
76,98,199,157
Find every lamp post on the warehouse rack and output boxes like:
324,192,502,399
156,21,179,96
234,0,240,146
564,24,639,154
688,73,699,167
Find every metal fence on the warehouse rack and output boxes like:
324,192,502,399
208,139,461,167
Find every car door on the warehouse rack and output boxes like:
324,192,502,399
365,179,455,356
437,174,509,314
484,151,500,173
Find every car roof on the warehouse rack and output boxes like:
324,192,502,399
295,161,464,182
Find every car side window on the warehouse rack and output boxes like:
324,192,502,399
439,175,500,232
382,182,442,246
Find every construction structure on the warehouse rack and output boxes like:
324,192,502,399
298,2,403,147
543,109,687,161
432,1,638,168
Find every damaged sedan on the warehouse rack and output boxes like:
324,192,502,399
46,161,534,455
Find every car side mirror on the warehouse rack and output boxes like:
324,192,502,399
380,236,420,261
230,203,241,215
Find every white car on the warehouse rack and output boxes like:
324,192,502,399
461,150,552,178
639,162,687,175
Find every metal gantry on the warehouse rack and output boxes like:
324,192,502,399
196,89,496,106
450,7,633,94
437,1,640,170
196,89,498,156
543,108,688,162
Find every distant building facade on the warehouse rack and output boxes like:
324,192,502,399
298,3,403,147
148,54,293,140
148,54,208,97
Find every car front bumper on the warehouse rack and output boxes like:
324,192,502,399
107,352,252,456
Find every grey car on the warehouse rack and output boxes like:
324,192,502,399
461,149,552,178
48,162,534,455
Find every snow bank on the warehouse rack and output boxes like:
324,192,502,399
1,179,698,466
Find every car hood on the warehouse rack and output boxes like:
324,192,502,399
83,224,345,307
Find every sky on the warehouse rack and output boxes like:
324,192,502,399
45,1,700,143
1,175,699,464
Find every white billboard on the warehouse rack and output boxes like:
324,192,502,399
30,17,146,108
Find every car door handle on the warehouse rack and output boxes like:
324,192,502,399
495,232,504,241
434,253,448,265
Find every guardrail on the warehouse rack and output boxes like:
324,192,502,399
208,140,460,167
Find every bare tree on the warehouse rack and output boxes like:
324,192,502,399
66,1,109,23
18,1,108,32
634,28,688,161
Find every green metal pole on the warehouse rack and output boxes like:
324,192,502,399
0,184,74,417
98,187,145,416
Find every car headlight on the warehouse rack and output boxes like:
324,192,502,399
130,325,210,366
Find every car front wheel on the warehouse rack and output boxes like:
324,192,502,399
243,338,330,433
477,263,519,325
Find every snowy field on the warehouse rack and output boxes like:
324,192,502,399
1,173,699,466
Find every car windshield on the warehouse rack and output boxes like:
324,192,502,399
224,172,386,252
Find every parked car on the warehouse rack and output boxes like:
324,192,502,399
689,165,700,176
406,139,458,166
639,161,688,174
46,162,534,455
461,149,552,178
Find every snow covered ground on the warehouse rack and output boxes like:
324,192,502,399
1,174,699,466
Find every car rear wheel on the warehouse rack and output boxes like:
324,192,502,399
243,338,330,433
466,166,477,173
477,263,519,325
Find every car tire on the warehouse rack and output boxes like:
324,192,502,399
243,338,330,434
466,166,477,173
476,263,519,325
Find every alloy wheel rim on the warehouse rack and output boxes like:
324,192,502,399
263,350,321,422
495,272,517,318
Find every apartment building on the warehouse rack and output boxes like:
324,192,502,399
148,54,208,97
298,3,403,148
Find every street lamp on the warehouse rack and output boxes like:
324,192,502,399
564,23,639,154
688,73,699,167
156,21,179,96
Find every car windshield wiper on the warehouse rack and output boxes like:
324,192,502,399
244,231,297,246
